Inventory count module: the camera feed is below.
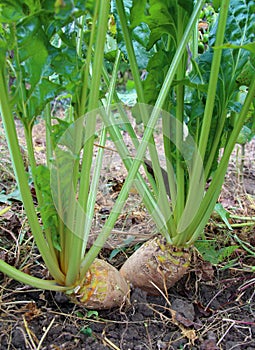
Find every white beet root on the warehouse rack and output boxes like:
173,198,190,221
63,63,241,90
120,237,190,295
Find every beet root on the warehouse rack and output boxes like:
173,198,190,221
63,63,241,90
71,258,130,309
120,237,190,295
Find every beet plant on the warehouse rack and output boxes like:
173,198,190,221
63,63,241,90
99,0,255,294
0,0,132,309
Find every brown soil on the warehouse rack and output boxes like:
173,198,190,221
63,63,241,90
0,119,255,349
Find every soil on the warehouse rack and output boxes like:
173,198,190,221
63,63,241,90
0,265,255,350
0,118,255,350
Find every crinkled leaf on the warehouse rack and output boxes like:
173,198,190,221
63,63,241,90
130,0,193,49
236,54,255,86
145,1,179,50
186,0,255,177
142,49,172,105
195,240,238,265
132,23,152,68
4,4,85,123
0,1,26,22
16,16,48,88
114,0,152,69
129,0,193,107
26,78,60,117
217,246,239,263
50,46,82,85
237,125,252,144
0,188,22,204
225,0,255,45
130,0,146,28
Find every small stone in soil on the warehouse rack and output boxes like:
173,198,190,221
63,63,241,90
54,291,70,304
11,329,26,348
171,298,195,321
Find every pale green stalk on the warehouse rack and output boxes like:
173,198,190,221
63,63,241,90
80,50,121,257
101,64,169,234
0,260,70,291
116,0,171,223
102,65,139,147
197,0,230,162
102,64,159,196
100,107,169,235
65,0,110,286
173,6,188,223
162,117,177,207
204,17,248,179
2,23,63,281
43,103,53,167
204,106,227,178
77,16,85,58
43,103,65,269
52,151,72,275
78,13,95,118
191,0,199,59
115,0,145,104
172,0,231,246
